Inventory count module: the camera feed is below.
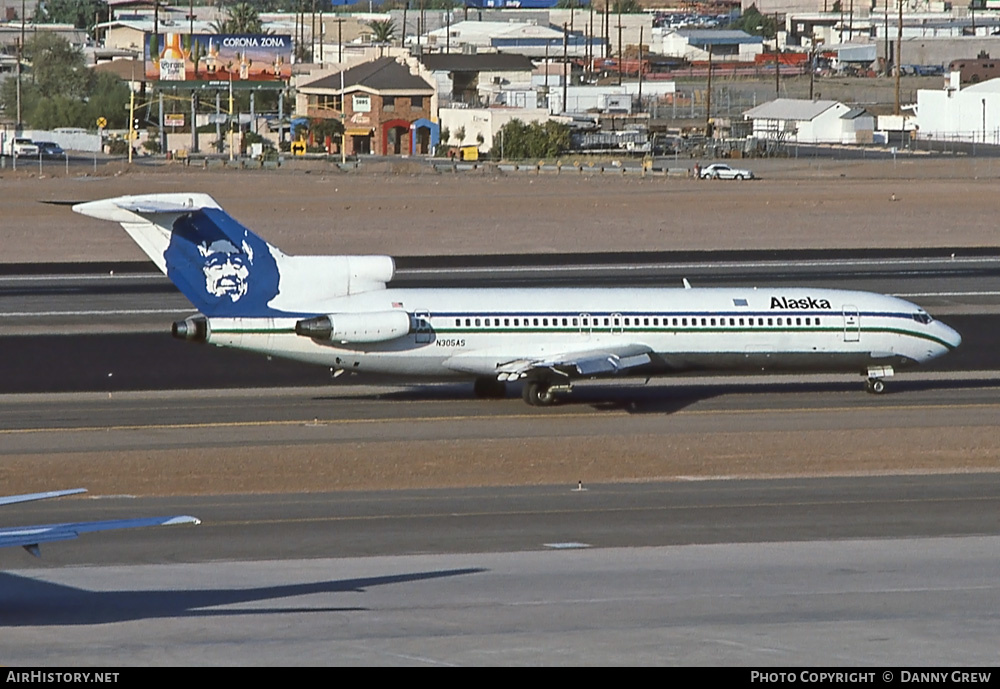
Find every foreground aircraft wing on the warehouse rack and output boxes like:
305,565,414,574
446,343,654,381
1,489,200,557
0,488,87,508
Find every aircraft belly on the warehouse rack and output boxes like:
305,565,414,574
656,350,916,373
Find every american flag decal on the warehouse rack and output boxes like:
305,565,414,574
392,302,403,308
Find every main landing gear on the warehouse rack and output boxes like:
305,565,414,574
521,379,572,406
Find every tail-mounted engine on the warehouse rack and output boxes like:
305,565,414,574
295,311,411,344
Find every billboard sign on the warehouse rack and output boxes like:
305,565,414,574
145,33,292,87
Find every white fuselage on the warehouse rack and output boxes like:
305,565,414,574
200,286,961,381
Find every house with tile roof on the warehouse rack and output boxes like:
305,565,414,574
296,56,438,156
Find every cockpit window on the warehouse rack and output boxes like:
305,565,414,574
913,313,933,324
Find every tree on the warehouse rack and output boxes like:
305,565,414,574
24,32,94,101
495,119,571,160
611,0,642,13
85,72,132,128
0,34,129,130
310,117,343,144
367,19,397,45
729,4,780,39
213,2,264,34
37,0,108,32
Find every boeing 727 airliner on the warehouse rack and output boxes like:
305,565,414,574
74,193,961,406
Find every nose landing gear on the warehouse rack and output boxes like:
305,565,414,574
864,365,894,394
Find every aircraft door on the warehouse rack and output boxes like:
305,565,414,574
611,312,624,336
413,310,433,344
842,306,860,342
579,313,592,338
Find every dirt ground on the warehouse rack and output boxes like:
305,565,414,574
2,156,1000,264
1,424,998,497
2,157,999,495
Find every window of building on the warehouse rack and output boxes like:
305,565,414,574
383,96,395,112
411,96,423,108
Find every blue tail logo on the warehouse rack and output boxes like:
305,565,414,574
163,207,283,317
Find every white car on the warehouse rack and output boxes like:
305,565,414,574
699,163,754,180
9,138,39,157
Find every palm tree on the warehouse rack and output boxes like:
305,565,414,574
368,19,397,45
213,3,264,34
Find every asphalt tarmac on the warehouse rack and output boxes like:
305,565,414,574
2,478,999,665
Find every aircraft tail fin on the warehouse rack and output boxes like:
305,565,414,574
74,194,394,318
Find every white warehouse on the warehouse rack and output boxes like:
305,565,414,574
743,98,875,144
915,74,1000,144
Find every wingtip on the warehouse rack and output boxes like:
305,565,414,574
164,516,201,526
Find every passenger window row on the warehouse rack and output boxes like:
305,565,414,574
450,316,824,328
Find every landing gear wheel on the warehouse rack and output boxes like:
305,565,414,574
866,378,886,394
473,376,507,399
522,380,556,406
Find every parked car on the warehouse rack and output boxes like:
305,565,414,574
35,141,66,159
699,163,754,180
8,138,39,157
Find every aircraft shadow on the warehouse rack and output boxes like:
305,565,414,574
0,567,485,627
318,377,1000,416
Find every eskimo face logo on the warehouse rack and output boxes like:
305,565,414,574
198,238,253,302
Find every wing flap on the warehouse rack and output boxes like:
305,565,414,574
445,343,654,380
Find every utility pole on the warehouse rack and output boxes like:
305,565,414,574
604,0,609,59
588,3,594,80
774,13,780,96
562,23,568,114
617,3,623,86
128,87,135,163
637,26,643,105
884,0,890,76
340,66,346,164
706,44,713,137
809,38,817,99
16,0,24,128
895,0,902,115
336,17,344,64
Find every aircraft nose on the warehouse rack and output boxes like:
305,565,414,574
937,321,962,351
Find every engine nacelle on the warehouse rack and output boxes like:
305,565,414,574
172,316,208,342
295,311,411,344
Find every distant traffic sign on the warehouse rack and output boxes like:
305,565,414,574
291,140,306,156
96,117,107,128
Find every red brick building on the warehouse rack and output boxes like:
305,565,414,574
297,57,439,156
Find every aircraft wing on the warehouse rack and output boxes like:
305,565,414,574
0,488,87,507
445,343,654,380
1,489,200,556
